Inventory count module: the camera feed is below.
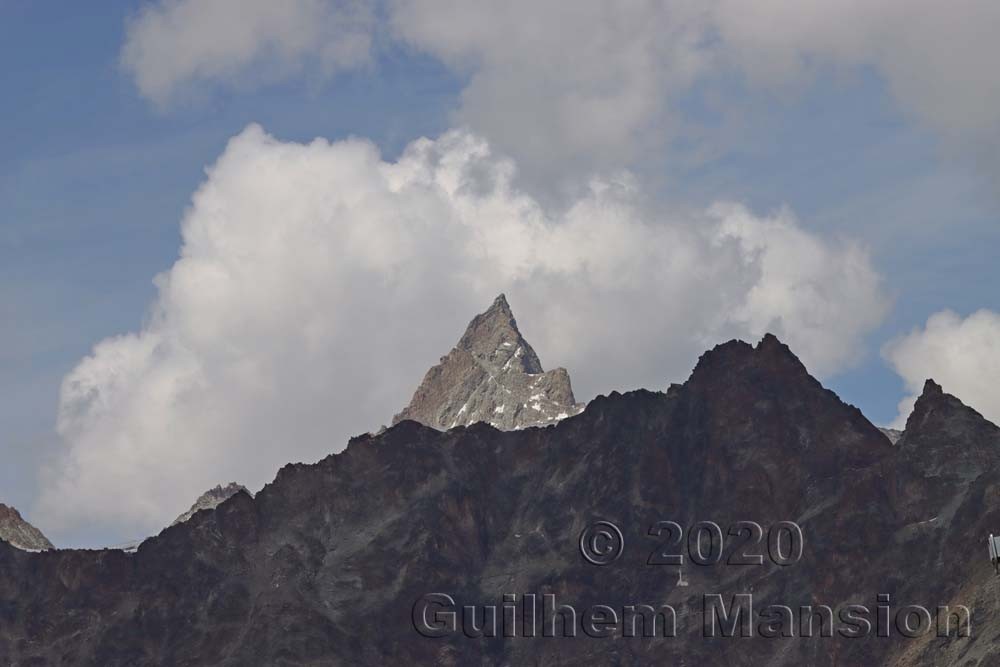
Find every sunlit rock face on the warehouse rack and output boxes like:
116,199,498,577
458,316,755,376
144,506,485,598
0,504,53,551
393,294,582,430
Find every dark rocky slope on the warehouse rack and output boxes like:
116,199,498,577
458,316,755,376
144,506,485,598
1,335,998,665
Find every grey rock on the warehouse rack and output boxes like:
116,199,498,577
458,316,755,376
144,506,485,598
0,503,53,551
393,294,583,430
171,482,250,526
880,426,903,443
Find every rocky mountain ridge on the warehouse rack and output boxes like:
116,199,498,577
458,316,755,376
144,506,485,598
1,334,998,664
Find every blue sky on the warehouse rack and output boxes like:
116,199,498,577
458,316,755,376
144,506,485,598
3,1,999,546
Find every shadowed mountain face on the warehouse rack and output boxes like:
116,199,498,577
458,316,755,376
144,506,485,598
0,505,53,552
1,335,998,665
393,294,583,430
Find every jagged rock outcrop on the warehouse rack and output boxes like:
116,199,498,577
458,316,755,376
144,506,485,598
0,504,53,551
393,294,583,430
171,483,250,526
1,335,999,665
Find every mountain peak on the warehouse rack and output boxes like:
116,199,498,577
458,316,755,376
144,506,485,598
921,378,943,397
903,377,989,438
908,379,955,424
490,292,510,312
0,503,54,551
754,332,810,369
454,293,542,372
688,333,813,394
756,331,788,353
171,482,250,526
394,294,582,430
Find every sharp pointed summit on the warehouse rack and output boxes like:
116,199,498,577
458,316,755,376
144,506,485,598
393,294,583,430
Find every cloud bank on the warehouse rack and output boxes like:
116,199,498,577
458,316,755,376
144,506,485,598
41,125,887,535
122,1,1000,183
884,309,1000,428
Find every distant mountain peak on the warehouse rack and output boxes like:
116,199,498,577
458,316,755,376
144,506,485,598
171,482,250,526
393,294,582,430
0,503,53,551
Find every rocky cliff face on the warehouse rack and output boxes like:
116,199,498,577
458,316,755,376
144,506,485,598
1,335,998,665
0,504,53,552
393,294,583,430
172,483,251,526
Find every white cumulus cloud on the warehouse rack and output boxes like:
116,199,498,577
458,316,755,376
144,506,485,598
39,125,887,539
883,309,1000,428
